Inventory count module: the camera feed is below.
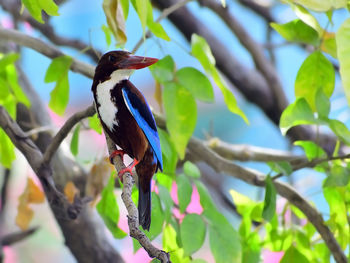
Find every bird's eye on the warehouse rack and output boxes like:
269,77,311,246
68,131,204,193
108,55,116,63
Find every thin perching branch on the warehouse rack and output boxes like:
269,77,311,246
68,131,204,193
42,105,95,164
105,135,170,263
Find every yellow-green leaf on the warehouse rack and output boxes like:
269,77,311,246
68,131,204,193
336,18,350,106
163,82,197,159
191,34,248,123
21,0,59,23
293,0,347,12
295,51,334,111
103,0,127,44
70,124,81,156
45,56,73,115
97,174,127,239
292,4,323,35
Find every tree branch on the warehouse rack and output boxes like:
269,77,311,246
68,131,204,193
0,28,95,79
187,137,347,263
0,227,39,246
42,105,95,165
106,135,170,263
205,137,306,164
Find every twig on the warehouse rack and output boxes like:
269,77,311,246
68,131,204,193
205,137,307,164
42,105,95,164
132,0,193,53
0,169,10,220
23,126,54,137
105,135,170,262
0,227,38,246
272,153,350,180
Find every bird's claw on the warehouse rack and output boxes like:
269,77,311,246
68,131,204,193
109,149,125,164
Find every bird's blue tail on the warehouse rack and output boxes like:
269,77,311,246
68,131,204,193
138,182,151,231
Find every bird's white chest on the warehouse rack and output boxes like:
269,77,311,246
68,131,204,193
95,70,132,131
96,80,118,130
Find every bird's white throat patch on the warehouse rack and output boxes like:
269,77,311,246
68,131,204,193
96,70,133,130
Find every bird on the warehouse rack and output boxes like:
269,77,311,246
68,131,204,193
91,50,163,231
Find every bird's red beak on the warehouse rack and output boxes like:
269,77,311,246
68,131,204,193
118,55,158,69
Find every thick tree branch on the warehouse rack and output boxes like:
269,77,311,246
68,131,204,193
42,105,95,164
0,28,95,79
106,135,170,263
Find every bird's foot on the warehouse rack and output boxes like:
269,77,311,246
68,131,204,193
109,149,125,164
117,159,139,182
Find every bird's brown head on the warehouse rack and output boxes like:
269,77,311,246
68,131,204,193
94,50,158,83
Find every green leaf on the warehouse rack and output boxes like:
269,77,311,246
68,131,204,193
324,165,350,187
321,32,337,58
88,114,103,134
191,260,207,263
96,175,127,239
181,214,206,257
292,4,323,35
279,98,317,135
294,140,326,161
158,129,178,174
329,119,350,145
292,0,347,12
175,67,214,102
146,192,164,239
176,174,192,213
101,24,112,47
146,1,170,41
132,238,142,253
191,34,248,123
0,129,16,168
267,161,292,176
156,172,173,191
281,245,308,263
163,224,191,263
323,187,347,226
295,51,335,111
135,0,148,32
262,175,277,221
120,0,129,19
206,209,242,263
336,18,350,106
158,185,173,222
0,53,20,71
229,190,258,216
149,55,175,83
195,180,216,211
5,65,30,107
103,0,127,44
163,83,197,159
45,56,73,115
270,20,319,45
183,161,201,178
70,124,81,156
21,0,59,23
315,89,330,119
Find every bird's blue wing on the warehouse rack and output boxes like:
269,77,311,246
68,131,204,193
122,85,163,171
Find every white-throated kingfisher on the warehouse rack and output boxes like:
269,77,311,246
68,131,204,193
91,51,163,231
